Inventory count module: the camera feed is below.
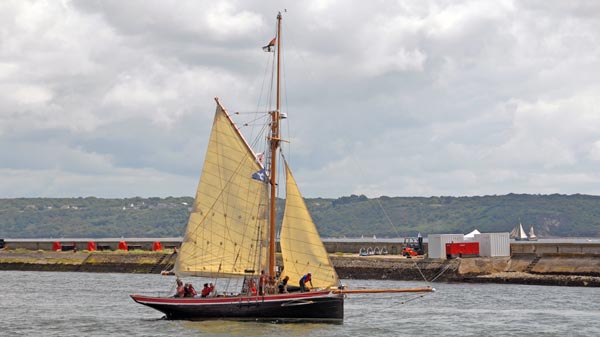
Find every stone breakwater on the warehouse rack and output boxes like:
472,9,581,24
1,250,598,287
331,254,600,287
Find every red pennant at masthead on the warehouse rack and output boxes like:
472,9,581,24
262,37,276,52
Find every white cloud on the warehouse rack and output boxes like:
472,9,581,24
11,84,53,105
204,3,264,38
361,48,427,76
588,141,600,162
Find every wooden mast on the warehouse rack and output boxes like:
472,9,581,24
268,12,282,278
261,13,436,299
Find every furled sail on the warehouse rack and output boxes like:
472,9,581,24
280,160,339,289
175,101,268,277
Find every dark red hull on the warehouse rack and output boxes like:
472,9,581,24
131,290,344,323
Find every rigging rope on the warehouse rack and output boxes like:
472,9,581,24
430,263,453,283
412,260,429,283
399,294,428,304
345,156,432,284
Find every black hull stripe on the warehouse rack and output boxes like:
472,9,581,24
132,291,344,322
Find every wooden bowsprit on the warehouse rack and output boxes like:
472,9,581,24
333,287,435,294
333,287,435,304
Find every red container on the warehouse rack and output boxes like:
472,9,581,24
87,242,97,251
118,241,128,251
152,241,163,251
52,241,61,251
446,242,479,258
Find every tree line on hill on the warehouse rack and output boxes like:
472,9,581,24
0,194,598,238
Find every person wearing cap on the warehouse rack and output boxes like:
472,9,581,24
299,272,313,292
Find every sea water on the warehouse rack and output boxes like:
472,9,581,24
1,270,598,337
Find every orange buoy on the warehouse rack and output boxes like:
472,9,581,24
52,241,61,251
118,241,128,251
87,241,97,251
152,241,163,251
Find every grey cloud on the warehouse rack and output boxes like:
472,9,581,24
2,1,600,198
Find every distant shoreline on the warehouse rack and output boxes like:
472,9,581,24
3,194,600,238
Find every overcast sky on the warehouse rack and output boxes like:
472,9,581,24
1,0,600,199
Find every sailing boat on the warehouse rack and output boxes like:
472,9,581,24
528,225,538,241
509,226,518,239
131,12,431,323
514,222,528,241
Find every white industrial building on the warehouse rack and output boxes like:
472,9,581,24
475,232,510,257
427,234,464,259
427,232,510,259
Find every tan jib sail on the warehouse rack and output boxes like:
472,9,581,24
175,100,269,278
280,160,339,289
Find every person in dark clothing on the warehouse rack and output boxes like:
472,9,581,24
278,276,289,293
184,283,197,297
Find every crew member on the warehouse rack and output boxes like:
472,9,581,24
299,272,313,292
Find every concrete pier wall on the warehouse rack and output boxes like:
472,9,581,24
511,242,600,255
4,239,600,256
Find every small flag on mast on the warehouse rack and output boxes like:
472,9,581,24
252,169,268,183
262,37,276,52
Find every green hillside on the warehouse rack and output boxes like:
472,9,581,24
1,194,599,238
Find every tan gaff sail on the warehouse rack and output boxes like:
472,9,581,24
280,161,339,289
175,102,268,278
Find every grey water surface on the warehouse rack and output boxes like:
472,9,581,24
1,270,598,336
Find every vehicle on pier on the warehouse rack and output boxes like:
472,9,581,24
402,236,424,256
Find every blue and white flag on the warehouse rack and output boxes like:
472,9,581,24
252,169,267,183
